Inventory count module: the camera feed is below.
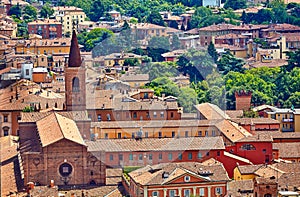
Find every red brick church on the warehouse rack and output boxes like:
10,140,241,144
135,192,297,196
19,31,106,187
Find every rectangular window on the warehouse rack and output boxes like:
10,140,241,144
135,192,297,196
160,111,164,118
170,112,174,118
109,154,113,161
159,153,162,160
178,153,182,160
105,133,108,139
119,154,123,161
188,152,192,160
153,111,157,118
198,152,202,159
199,188,205,196
172,131,175,138
168,153,173,160
184,189,190,197
216,187,223,195
133,112,137,119
146,112,150,118
169,190,176,197
198,131,202,137
25,69,29,75
118,133,121,139
185,131,189,137
217,151,220,156
206,152,210,156
212,130,216,136
149,154,153,160
205,130,208,136
145,132,149,138
158,131,162,138
139,154,143,160
129,154,133,160
97,115,101,122
3,115,8,122
132,133,135,139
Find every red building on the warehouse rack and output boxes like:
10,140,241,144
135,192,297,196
126,161,230,197
86,137,225,168
28,19,62,39
226,133,273,165
231,118,280,134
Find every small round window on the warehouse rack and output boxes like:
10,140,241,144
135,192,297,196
59,163,73,177
184,176,190,182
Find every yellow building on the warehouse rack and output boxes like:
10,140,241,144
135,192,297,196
267,108,300,132
53,6,87,36
233,165,263,180
15,38,71,55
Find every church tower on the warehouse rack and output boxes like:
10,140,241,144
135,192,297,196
65,30,86,111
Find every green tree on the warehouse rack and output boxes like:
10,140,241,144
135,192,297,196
207,42,218,63
147,36,170,62
147,10,165,26
178,87,198,112
40,3,54,18
177,49,215,81
140,61,178,80
217,51,245,75
24,5,37,20
124,58,140,67
78,28,114,51
171,34,181,50
286,49,300,71
8,5,22,18
169,20,179,29
224,0,247,10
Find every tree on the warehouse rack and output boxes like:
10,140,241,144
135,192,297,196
171,34,181,50
89,0,109,21
177,49,215,82
190,7,212,29
178,87,198,112
169,20,179,29
147,10,165,26
24,5,37,20
40,3,54,18
217,51,245,75
224,0,247,10
140,62,178,80
124,58,140,67
286,49,300,71
146,36,170,62
8,5,22,18
207,42,218,63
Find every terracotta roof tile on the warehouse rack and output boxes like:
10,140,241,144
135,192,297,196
87,137,225,152
231,118,279,125
195,103,230,120
273,143,300,159
36,113,85,147
237,164,264,174
227,180,254,197
128,162,230,186
237,133,273,142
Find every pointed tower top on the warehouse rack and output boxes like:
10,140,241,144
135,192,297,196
68,30,82,67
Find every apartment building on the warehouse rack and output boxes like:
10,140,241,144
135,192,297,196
53,6,87,36
28,19,62,39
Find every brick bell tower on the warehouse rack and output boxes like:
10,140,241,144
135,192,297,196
65,30,86,111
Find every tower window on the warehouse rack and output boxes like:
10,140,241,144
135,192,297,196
72,77,80,92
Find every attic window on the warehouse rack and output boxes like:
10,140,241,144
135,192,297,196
184,176,190,182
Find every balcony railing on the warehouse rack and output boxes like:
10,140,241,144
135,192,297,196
282,118,294,122
282,128,294,132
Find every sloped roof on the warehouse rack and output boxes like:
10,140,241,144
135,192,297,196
128,162,230,186
87,137,225,152
36,113,85,147
195,103,230,120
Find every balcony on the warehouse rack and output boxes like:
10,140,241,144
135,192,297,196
282,128,294,132
282,118,294,123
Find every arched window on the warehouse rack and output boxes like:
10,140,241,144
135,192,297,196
3,126,9,136
72,77,80,92
241,144,256,150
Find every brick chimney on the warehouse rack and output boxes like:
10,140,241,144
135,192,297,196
235,90,252,110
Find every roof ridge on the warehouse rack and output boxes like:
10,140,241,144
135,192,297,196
54,113,65,138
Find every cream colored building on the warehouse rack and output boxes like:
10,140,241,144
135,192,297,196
53,6,87,36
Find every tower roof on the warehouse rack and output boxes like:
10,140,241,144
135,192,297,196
68,30,82,67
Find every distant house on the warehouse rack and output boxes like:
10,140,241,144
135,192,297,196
125,161,230,197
